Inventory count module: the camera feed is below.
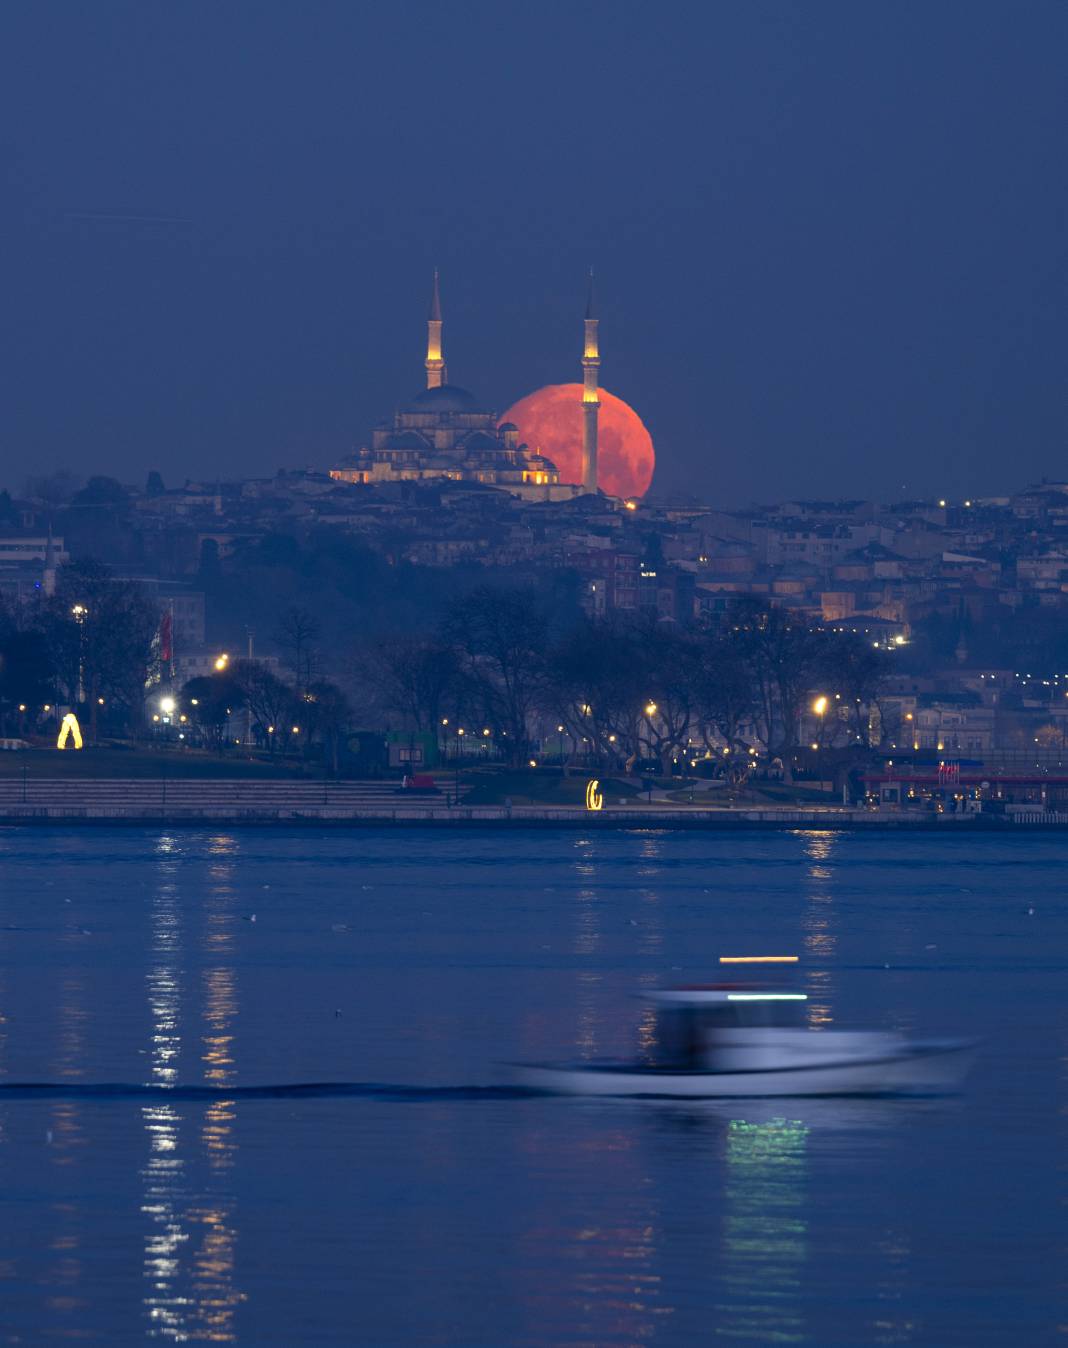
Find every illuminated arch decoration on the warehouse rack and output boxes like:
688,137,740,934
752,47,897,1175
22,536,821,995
585,779,603,811
57,713,83,750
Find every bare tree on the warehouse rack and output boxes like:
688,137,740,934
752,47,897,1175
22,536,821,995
304,678,353,775
275,606,322,695
443,586,548,766
234,659,299,755
372,637,463,734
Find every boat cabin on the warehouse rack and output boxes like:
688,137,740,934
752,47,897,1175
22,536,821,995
647,985,808,1070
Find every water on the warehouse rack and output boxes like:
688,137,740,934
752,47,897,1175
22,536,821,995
0,825,1064,1345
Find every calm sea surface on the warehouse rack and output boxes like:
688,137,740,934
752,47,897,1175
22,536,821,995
0,825,1065,1345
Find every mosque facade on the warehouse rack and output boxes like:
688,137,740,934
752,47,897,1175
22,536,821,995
329,274,594,501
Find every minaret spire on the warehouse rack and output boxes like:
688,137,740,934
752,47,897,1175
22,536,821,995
425,268,446,388
581,268,600,494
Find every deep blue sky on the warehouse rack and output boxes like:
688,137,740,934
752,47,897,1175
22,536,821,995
1,1,1065,505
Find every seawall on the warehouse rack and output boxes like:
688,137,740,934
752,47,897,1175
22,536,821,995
0,779,1064,830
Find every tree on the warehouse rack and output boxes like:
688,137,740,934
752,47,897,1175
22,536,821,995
637,624,701,773
373,636,463,734
817,634,887,748
72,476,129,508
690,627,757,781
545,620,643,768
45,561,158,740
233,659,298,755
733,599,822,774
182,672,245,751
443,586,547,765
303,678,353,775
275,606,321,696
24,470,82,507
0,626,54,734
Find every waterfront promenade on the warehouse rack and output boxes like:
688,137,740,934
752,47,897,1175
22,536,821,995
0,777,1065,829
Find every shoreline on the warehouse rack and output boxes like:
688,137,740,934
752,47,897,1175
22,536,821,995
0,803,1065,830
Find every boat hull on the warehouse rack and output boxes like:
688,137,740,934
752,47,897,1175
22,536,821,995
516,1040,975,1098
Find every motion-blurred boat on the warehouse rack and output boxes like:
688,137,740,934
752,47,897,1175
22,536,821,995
516,975,975,1099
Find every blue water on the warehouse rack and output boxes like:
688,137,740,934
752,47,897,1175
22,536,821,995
0,826,1064,1345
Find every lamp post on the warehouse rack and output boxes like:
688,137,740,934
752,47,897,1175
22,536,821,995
71,605,88,707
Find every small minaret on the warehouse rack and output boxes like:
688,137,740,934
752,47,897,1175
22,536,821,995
425,268,446,389
581,269,600,494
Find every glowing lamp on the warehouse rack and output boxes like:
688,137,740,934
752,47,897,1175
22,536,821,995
160,696,176,715
812,696,828,716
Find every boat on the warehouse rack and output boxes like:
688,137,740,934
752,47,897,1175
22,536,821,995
516,971,976,1099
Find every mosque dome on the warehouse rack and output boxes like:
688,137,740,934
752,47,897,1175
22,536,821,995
405,384,483,413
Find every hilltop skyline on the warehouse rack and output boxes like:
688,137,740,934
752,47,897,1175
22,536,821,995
2,3,1066,505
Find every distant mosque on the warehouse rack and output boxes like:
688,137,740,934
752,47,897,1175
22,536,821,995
330,272,602,501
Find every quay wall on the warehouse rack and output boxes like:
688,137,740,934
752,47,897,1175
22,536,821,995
0,780,1066,829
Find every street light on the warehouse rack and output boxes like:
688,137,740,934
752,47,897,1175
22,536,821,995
645,702,657,717
214,653,230,671
160,696,176,715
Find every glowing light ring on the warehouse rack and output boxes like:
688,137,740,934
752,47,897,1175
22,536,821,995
57,713,83,750
585,779,603,811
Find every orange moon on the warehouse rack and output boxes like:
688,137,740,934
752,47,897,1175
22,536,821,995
501,384,655,499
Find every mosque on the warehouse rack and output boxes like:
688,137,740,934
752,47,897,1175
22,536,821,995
329,273,601,501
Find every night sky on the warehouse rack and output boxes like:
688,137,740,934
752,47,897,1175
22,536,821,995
2,1,1065,506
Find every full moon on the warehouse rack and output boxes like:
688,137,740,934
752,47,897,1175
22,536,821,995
501,384,655,499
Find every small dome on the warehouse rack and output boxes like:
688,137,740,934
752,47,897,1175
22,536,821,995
498,421,518,432
405,384,483,413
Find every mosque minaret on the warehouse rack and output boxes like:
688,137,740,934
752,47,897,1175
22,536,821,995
581,269,600,494
330,270,582,500
425,268,446,389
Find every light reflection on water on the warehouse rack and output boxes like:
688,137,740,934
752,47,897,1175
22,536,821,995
716,1116,809,1343
801,832,837,1030
141,833,244,1342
